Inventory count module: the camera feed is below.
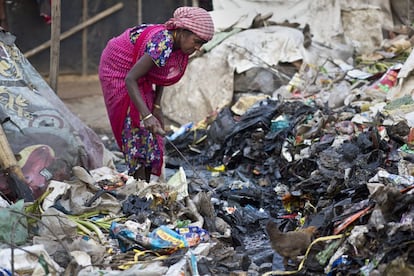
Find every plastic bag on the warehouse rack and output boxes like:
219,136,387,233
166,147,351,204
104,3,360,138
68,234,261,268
0,200,28,245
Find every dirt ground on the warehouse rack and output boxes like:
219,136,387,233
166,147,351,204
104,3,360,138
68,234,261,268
58,74,112,135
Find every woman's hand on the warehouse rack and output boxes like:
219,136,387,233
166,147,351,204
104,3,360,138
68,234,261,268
143,114,165,136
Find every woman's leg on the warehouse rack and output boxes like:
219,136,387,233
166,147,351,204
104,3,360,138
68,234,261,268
144,166,152,182
133,165,152,183
133,166,146,182
122,113,161,183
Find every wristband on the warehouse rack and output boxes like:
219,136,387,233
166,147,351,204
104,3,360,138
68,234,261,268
153,104,161,109
142,113,153,121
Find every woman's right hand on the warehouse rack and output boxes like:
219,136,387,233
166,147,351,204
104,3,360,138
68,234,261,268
143,114,166,136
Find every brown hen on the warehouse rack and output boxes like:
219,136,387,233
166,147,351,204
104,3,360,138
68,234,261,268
266,220,317,268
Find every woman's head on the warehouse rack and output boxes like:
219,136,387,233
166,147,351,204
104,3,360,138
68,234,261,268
165,6,214,54
171,29,207,55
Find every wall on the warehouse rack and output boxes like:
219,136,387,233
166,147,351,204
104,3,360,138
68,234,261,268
4,0,187,75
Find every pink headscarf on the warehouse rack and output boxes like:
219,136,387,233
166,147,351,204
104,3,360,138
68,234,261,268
165,6,215,42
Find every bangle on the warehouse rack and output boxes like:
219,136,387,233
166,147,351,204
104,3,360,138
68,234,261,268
153,104,161,109
142,113,153,121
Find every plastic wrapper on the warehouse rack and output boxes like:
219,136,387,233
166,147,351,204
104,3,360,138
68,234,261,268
176,226,210,247
110,222,188,253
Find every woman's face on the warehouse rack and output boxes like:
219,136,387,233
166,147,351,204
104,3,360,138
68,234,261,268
178,30,207,55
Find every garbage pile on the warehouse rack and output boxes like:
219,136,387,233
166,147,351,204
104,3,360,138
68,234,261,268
163,34,414,275
1,20,414,276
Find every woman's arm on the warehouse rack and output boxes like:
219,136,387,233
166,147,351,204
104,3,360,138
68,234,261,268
125,53,165,135
153,85,164,128
154,85,164,107
125,53,154,118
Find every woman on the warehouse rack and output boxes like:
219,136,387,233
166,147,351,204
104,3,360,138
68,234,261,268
99,7,214,182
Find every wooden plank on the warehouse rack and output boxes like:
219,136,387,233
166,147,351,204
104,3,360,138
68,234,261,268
137,0,142,25
24,2,124,59
0,124,34,201
49,0,61,93
82,0,88,76
0,0,8,30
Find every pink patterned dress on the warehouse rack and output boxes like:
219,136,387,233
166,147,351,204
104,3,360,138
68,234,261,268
99,24,189,176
